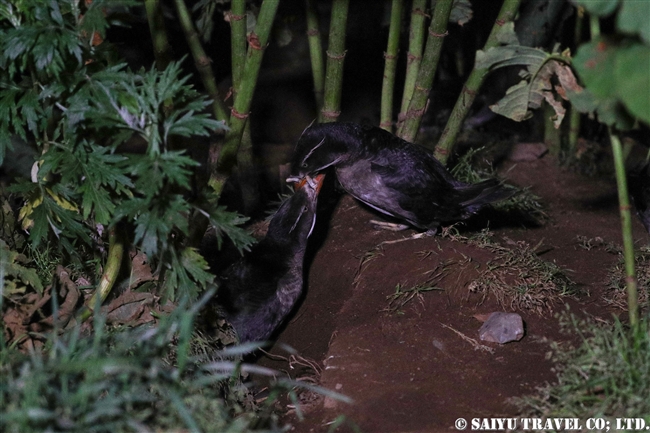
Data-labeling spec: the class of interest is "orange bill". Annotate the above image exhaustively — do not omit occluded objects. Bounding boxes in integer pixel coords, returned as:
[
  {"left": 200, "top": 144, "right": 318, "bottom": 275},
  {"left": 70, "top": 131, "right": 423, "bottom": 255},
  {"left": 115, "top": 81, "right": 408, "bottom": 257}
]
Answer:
[{"left": 294, "top": 173, "right": 326, "bottom": 193}]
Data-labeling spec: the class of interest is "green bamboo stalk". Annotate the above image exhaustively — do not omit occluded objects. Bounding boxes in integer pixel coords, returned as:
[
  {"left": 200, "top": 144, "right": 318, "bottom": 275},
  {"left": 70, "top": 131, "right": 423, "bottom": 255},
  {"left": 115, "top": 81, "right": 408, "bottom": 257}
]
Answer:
[
  {"left": 434, "top": 0, "right": 521, "bottom": 163},
  {"left": 320, "top": 0, "right": 350, "bottom": 123},
  {"left": 380, "top": 0, "right": 403, "bottom": 132},
  {"left": 306, "top": 0, "right": 325, "bottom": 111},
  {"left": 610, "top": 132, "right": 639, "bottom": 330},
  {"left": 214, "top": 0, "right": 280, "bottom": 178},
  {"left": 77, "top": 227, "right": 125, "bottom": 322},
  {"left": 230, "top": 0, "right": 247, "bottom": 91},
  {"left": 173, "top": 0, "right": 228, "bottom": 123},
  {"left": 229, "top": 1, "right": 259, "bottom": 212},
  {"left": 397, "top": 0, "right": 452, "bottom": 142},
  {"left": 399, "top": 0, "right": 427, "bottom": 118},
  {"left": 145, "top": 0, "right": 173, "bottom": 70}
]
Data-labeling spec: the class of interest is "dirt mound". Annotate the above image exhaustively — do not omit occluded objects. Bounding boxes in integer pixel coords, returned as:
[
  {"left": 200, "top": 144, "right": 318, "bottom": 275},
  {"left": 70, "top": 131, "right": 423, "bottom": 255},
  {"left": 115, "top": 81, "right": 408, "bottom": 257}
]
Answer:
[{"left": 258, "top": 156, "right": 644, "bottom": 432}]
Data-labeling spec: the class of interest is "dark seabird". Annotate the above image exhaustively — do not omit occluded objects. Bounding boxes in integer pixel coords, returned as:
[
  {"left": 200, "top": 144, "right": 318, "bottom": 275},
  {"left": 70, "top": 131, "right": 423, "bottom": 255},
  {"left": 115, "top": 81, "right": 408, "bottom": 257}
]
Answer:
[
  {"left": 212, "top": 174, "right": 324, "bottom": 343},
  {"left": 288, "top": 122, "right": 511, "bottom": 233}
]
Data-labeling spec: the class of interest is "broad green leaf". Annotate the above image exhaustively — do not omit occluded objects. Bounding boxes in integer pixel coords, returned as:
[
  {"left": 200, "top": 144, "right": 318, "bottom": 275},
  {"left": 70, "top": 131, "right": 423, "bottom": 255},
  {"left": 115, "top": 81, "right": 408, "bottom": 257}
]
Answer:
[
  {"left": 490, "top": 80, "right": 532, "bottom": 122},
  {"left": 475, "top": 45, "right": 546, "bottom": 71},
  {"left": 490, "top": 59, "right": 575, "bottom": 127},
  {"left": 573, "top": 38, "right": 618, "bottom": 99},
  {"left": 567, "top": 88, "right": 635, "bottom": 130},
  {"left": 617, "top": 0, "right": 650, "bottom": 43},
  {"left": 615, "top": 44, "right": 650, "bottom": 123}
]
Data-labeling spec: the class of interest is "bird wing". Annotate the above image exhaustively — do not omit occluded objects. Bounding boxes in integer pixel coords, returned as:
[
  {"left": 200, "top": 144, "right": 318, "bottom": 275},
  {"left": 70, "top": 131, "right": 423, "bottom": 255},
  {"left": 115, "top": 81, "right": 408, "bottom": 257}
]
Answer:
[{"left": 368, "top": 147, "right": 465, "bottom": 224}]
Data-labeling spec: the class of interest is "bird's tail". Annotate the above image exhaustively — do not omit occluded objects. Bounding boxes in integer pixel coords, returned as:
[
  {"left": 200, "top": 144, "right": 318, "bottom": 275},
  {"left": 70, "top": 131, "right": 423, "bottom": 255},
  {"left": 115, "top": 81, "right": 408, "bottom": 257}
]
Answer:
[{"left": 457, "top": 179, "right": 515, "bottom": 215}]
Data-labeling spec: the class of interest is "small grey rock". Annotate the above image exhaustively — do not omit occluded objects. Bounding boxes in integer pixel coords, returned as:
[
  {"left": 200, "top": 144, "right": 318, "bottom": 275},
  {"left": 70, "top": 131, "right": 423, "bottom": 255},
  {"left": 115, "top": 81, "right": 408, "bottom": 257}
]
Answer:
[{"left": 478, "top": 312, "right": 524, "bottom": 344}]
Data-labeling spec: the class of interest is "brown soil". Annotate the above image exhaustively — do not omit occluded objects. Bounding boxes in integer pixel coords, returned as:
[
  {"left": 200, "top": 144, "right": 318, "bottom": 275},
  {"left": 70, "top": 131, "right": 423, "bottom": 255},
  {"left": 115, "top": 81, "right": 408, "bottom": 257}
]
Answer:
[{"left": 257, "top": 155, "right": 647, "bottom": 432}]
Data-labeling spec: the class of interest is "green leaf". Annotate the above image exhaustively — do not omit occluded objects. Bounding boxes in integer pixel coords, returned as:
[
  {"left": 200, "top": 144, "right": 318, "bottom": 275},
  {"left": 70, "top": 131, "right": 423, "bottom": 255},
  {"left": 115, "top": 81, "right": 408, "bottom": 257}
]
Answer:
[
  {"left": 567, "top": 88, "right": 635, "bottom": 130},
  {"left": 576, "top": 0, "right": 619, "bottom": 17},
  {"left": 617, "top": 0, "right": 650, "bottom": 44},
  {"left": 574, "top": 38, "right": 650, "bottom": 125},
  {"left": 490, "top": 80, "right": 533, "bottom": 122},
  {"left": 615, "top": 44, "right": 650, "bottom": 123},
  {"left": 574, "top": 38, "right": 618, "bottom": 100},
  {"left": 475, "top": 45, "right": 547, "bottom": 71},
  {"left": 207, "top": 206, "right": 255, "bottom": 254},
  {"left": 181, "top": 247, "right": 214, "bottom": 289},
  {"left": 0, "top": 240, "right": 44, "bottom": 295}
]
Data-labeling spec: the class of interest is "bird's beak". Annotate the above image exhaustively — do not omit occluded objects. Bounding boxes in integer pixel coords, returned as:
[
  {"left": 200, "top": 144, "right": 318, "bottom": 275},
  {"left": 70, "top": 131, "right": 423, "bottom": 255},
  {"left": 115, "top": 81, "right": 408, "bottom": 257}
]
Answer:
[{"left": 293, "top": 173, "right": 325, "bottom": 193}]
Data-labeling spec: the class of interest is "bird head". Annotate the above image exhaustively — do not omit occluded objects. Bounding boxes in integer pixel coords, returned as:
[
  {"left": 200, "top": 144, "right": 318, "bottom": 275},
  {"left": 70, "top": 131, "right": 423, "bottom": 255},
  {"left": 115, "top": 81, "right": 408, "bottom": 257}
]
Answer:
[
  {"left": 267, "top": 173, "right": 325, "bottom": 245},
  {"left": 286, "top": 123, "right": 360, "bottom": 183}
]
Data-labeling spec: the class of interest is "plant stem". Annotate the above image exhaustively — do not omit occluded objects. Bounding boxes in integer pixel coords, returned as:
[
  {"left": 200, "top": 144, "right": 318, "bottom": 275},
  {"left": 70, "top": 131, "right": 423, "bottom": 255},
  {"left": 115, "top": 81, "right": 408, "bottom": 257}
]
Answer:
[
  {"left": 610, "top": 132, "right": 639, "bottom": 330},
  {"left": 397, "top": 0, "right": 452, "bottom": 142},
  {"left": 434, "top": 0, "right": 522, "bottom": 163},
  {"left": 320, "top": 0, "right": 350, "bottom": 123},
  {"left": 229, "top": 1, "right": 259, "bottom": 211},
  {"left": 144, "top": 0, "right": 173, "bottom": 70},
  {"left": 306, "top": 0, "right": 325, "bottom": 111},
  {"left": 230, "top": 0, "right": 247, "bottom": 90},
  {"left": 399, "top": 0, "right": 427, "bottom": 118},
  {"left": 78, "top": 227, "right": 125, "bottom": 321},
  {"left": 544, "top": 101, "right": 562, "bottom": 157},
  {"left": 236, "top": 123, "right": 259, "bottom": 213},
  {"left": 173, "top": 0, "right": 228, "bottom": 123},
  {"left": 214, "top": 0, "right": 280, "bottom": 179},
  {"left": 380, "top": 0, "right": 403, "bottom": 132}
]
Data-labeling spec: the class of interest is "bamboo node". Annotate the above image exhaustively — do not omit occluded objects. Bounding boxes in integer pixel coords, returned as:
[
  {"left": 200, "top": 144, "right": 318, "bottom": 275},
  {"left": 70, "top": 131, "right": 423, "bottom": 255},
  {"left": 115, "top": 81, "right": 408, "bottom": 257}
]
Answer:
[
  {"left": 224, "top": 87, "right": 233, "bottom": 101},
  {"left": 496, "top": 19, "right": 506, "bottom": 26},
  {"left": 412, "top": 8, "right": 430, "bottom": 18},
  {"left": 306, "top": 29, "right": 320, "bottom": 37},
  {"left": 620, "top": 204, "right": 632, "bottom": 211},
  {"left": 407, "top": 53, "right": 422, "bottom": 62},
  {"left": 224, "top": 11, "right": 245, "bottom": 22},
  {"left": 383, "top": 51, "right": 398, "bottom": 60},
  {"left": 435, "top": 147, "right": 450, "bottom": 156},
  {"left": 197, "top": 56, "right": 211, "bottom": 67},
  {"left": 231, "top": 107, "right": 249, "bottom": 120},
  {"left": 379, "top": 120, "right": 392, "bottom": 129},
  {"left": 400, "top": 98, "right": 430, "bottom": 121},
  {"left": 414, "top": 84, "right": 431, "bottom": 93},
  {"left": 463, "top": 86, "right": 478, "bottom": 96},
  {"left": 248, "top": 32, "right": 267, "bottom": 50},
  {"left": 428, "top": 29, "right": 449, "bottom": 38},
  {"left": 321, "top": 109, "right": 341, "bottom": 120},
  {"left": 326, "top": 50, "right": 348, "bottom": 60}
]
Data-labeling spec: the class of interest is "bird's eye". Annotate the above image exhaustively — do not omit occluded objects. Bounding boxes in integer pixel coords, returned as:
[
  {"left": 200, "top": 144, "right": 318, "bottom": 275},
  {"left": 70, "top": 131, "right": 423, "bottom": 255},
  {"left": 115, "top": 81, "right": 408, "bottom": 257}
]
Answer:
[
  {"left": 302, "top": 162, "right": 308, "bottom": 168},
  {"left": 302, "top": 206, "right": 308, "bottom": 212}
]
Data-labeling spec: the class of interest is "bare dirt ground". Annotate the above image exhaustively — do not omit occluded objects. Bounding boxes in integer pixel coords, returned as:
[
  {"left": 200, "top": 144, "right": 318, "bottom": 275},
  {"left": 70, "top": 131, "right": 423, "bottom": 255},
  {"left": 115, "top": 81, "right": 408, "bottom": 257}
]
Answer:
[{"left": 257, "top": 154, "right": 647, "bottom": 432}]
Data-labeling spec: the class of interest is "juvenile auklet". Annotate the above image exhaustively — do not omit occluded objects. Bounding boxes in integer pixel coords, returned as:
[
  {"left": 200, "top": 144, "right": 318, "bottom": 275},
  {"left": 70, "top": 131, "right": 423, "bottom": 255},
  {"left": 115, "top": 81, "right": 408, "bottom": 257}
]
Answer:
[
  {"left": 287, "top": 122, "right": 512, "bottom": 233},
  {"left": 212, "top": 174, "right": 324, "bottom": 343}
]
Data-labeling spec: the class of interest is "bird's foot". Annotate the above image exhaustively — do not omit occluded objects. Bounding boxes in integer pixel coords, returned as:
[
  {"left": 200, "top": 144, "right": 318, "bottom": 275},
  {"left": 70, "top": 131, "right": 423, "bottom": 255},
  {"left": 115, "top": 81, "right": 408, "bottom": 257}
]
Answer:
[{"left": 369, "top": 220, "right": 410, "bottom": 232}]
